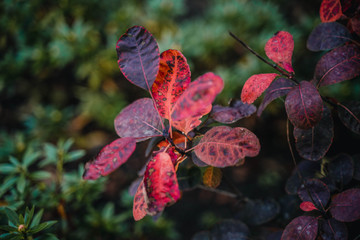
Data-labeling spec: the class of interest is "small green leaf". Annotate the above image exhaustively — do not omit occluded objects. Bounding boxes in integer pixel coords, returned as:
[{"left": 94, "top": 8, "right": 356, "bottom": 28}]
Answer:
[
  {"left": 37, "top": 233, "right": 60, "bottom": 240},
  {"left": 4, "top": 208, "right": 19, "bottom": 225},
  {"left": 16, "top": 176, "right": 26, "bottom": 194},
  {"left": 29, "top": 221, "right": 56, "bottom": 234},
  {"left": 23, "top": 148, "right": 40, "bottom": 168},
  {"left": 30, "top": 209, "right": 43, "bottom": 228},
  {"left": 18, "top": 214, "right": 24, "bottom": 224},
  {"left": 0, "top": 177, "right": 17, "bottom": 196},
  {"left": 42, "top": 143, "right": 58, "bottom": 166},
  {"left": 30, "top": 171, "right": 52, "bottom": 180},
  {"left": 0, "top": 225, "right": 17, "bottom": 232},
  {"left": 65, "top": 150, "right": 85, "bottom": 163},
  {"left": 63, "top": 138, "right": 74, "bottom": 152},
  {"left": 0, "top": 164, "right": 16, "bottom": 174},
  {"left": 0, "top": 233, "right": 15, "bottom": 240},
  {"left": 8, "top": 156, "right": 20, "bottom": 166},
  {"left": 102, "top": 203, "right": 114, "bottom": 219},
  {"left": 24, "top": 206, "right": 35, "bottom": 227}
]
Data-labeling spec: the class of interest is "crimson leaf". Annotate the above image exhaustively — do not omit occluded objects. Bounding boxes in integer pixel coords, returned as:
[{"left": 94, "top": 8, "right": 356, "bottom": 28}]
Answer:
[
  {"left": 320, "top": 0, "right": 342, "bottom": 22},
  {"left": 241, "top": 73, "right": 279, "bottom": 104}
]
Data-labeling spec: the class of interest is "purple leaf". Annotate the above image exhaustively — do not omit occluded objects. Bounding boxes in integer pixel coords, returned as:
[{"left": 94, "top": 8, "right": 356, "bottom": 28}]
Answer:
[
  {"left": 211, "top": 219, "right": 249, "bottom": 240},
  {"left": 211, "top": 100, "right": 256, "bottom": 124},
  {"left": 328, "top": 153, "right": 354, "bottom": 187},
  {"left": 294, "top": 105, "right": 333, "bottom": 161},
  {"left": 353, "top": 154, "right": 360, "bottom": 181},
  {"left": 297, "top": 179, "right": 330, "bottom": 210},
  {"left": 83, "top": 138, "right": 136, "bottom": 180},
  {"left": 307, "top": 22, "right": 353, "bottom": 51},
  {"left": 285, "top": 81, "right": 323, "bottom": 129},
  {"left": 116, "top": 26, "right": 160, "bottom": 91},
  {"left": 337, "top": 101, "right": 360, "bottom": 135},
  {"left": 281, "top": 216, "right": 318, "bottom": 240},
  {"left": 114, "top": 98, "right": 163, "bottom": 142},
  {"left": 314, "top": 44, "right": 360, "bottom": 87},
  {"left": 320, "top": 218, "right": 348, "bottom": 240},
  {"left": 330, "top": 188, "right": 360, "bottom": 222},
  {"left": 257, "top": 78, "right": 296, "bottom": 116}
]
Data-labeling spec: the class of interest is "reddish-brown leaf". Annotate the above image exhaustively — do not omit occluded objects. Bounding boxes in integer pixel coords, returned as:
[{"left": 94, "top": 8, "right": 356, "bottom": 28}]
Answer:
[
  {"left": 300, "top": 201, "right": 318, "bottom": 212},
  {"left": 314, "top": 44, "right": 360, "bottom": 87},
  {"left": 330, "top": 188, "right": 360, "bottom": 222},
  {"left": 133, "top": 180, "right": 148, "bottom": 221},
  {"left": 116, "top": 26, "right": 160, "bottom": 91},
  {"left": 114, "top": 98, "right": 163, "bottom": 142},
  {"left": 144, "top": 152, "right": 180, "bottom": 215},
  {"left": 171, "top": 72, "right": 224, "bottom": 122},
  {"left": 83, "top": 138, "right": 136, "bottom": 180},
  {"left": 285, "top": 81, "right": 323, "bottom": 129},
  {"left": 151, "top": 49, "right": 191, "bottom": 120},
  {"left": 211, "top": 100, "right": 256, "bottom": 124},
  {"left": 264, "top": 31, "right": 294, "bottom": 73},
  {"left": 241, "top": 73, "right": 279, "bottom": 104},
  {"left": 194, "top": 126, "right": 260, "bottom": 168},
  {"left": 281, "top": 216, "right": 318, "bottom": 240},
  {"left": 320, "top": 0, "right": 342, "bottom": 23},
  {"left": 203, "top": 166, "right": 222, "bottom": 188}
]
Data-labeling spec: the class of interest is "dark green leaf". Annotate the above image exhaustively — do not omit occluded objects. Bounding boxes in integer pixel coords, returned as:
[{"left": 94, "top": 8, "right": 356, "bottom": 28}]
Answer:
[
  {"left": 23, "top": 148, "right": 40, "bottom": 168},
  {"left": 16, "top": 176, "right": 26, "bottom": 194},
  {"left": 0, "top": 164, "right": 16, "bottom": 174},
  {"left": 65, "top": 150, "right": 85, "bottom": 163},
  {"left": 24, "top": 206, "right": 35, "bottom": 227},
  {"left": 30, "top": 209, "right": 43, "bottom": 228},
  {"left": 4, "top": 208, "right": 19, "bottom": 225},
  {"left": 30, "top": 171, "right": 52, "bottom": 180},
  {"left": 29, "top": 221, "right": 56, "bottom": 234},
  {"left": 0, "top": 225, "right": 17, "bottom": 232}
]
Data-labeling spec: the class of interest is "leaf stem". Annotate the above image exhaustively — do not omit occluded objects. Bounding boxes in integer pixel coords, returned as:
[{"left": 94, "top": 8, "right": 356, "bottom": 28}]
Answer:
[{"left": 229, "top": 32, "right": 299, "bottom": 84}]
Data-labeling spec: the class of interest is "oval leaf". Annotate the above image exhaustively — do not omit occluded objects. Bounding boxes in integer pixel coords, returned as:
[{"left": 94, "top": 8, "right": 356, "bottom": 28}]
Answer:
[
  {"left": 114, "top": 98, "right": 163, "bottom": 142},
  {"left": 257, "top": 78, "right": 296, "bottom": 116},
  {"left": 203, "top": 166, "right": 222, "bottom": 188},
  {"left": 133, "top": 180, "right": 148, "bottom": 221},
  {"left": 337, "top": 101, "right": 360, "bottom": 135},
  {"left": 298, "top": 179, "right": 330, "bottom": 210},
  {"left": 281, "top": 216, "right": 318, "bottom": 240},
  {"left": 211, "top": 219, "right": 250, "bottom": 240},
  {"left": 300, "top": 201, "right": 318, "bottom": 212},
  {"left": 328, "top": 153, "right": 354, "bottom": 187},
  {"left": 171, "top": 72, "right": 224, "bottom": 122},
  {"left": 144, "top": 152, "right": 180, "bottom": 215},
  {"left": 83, "top": 138, "right": 136, "bottom": 180},
  {"left": 211, "top": 100, "right": 256, "bottom": 124},
  {"left": 285, "top": 81, "right": 323, "bottom": 129},
  {"left": 294, "top": 105, "right": 334, "bottom": 161},
  {"left": 236, "top": 199, "right": 280, "bottom": 226},
  {"left": 330, "top": 188, "right": 360, "bottom": 222},
  {"left": 194, "top": 126, "right": 260, "bottom": 168},
  {"left": 307, "top": 22, "right": 353, "bottom": 51},
  {"left": 320, "top": 218, "right": 348, "bottom": 240},
  {"left": 314, "top": 44, "right": 360, "bottom": 87},
  {"left": 116, "top": 26, "right": 160, "bottom": 91},
  {"left": 241, "top": 73, "right": 279, "bottom": 104},
  {"left": 264, "top": 31, "right": 294, "bottom": 73},
  {"left": 151, "top": 49, "right": 191, "bottom": 120},
  {"left": 320, "top": 0, "right": 342, "bottom": 23}
]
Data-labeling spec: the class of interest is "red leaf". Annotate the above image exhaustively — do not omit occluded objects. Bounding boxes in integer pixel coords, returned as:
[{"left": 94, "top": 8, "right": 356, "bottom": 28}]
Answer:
[
  {"left": 116, "top": 26, "right": 160, "bottom": 91},
  {"left": 171, "top": 72, "right": 224, "bottom": 122},
  {"left": 241, "top": 73, "right": 279, "bottom": 104},
  {"left": 83, "top": 138, "right": 136, "bottom": 180},
  {"left": 285, "top": 81, "right": 323, "bottom": 129},
  {"left": 144, "top": 152, "right": 180, "bottom": 215},
  {"left": 133, "top": 180, "right": 148, "bottom": 221},
  {"left": 330, "top": 188, "right": 360, "bottom": 222},
  {"left": 264, "top": 31, "right": 294, "bottom": 73},
  {"left": 151, "top": 49, "right": 191, "bottom": 121},
  {"left": 294, "top": 105, "right": 334, "bottom": 161},
  {"left": 257, "top": 78, "right": 296, "bottom": 116},
  {"left": 114, "top": 98, "right": 163, "bottom": 142},
  {"left": 281, "top": 216, "right": 318, "bottom": 240},
  {"left": 314, "top": 44, "right": 360, "bottom": 87},
  {"left": 300, "top": 201, "right": 318, "bottom": 212},
  {"left": 320, "top": 0, "right": 342, "bottom": 23},
  {"left": 194, "top": 126, "right": 260, "bottom": 168}
]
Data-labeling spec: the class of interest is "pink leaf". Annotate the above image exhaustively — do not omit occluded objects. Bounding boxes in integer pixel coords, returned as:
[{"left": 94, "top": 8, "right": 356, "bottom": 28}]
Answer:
[
  {"left": 83, "top": 138, "right": 136, "bottom": 180},
  {"left": 300, "top": 201, "right": 318, "bottom": 212},
  {"left": 241, "top": 73, "right": 279, "bottom": 104},
  {"left": 265, "top": 31, "right": 294, "bottom": 73},
  {"left": 133, "top": 180, "right": 148, "bottom": 221}
]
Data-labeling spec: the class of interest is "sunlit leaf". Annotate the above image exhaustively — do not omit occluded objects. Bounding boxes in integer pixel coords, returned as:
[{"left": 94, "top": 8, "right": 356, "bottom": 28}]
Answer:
[
  {"left": 83, "top": 138, "right": 136, "bottom": 180},
  {"left": 203, "top": 166, "right": 222, "bottom": 188},
  {"left": 328, "top": 153, "right": 354, "bottom": 187},
  {"left": 330, "top": 188, "right": 360, "bottom": 222},
  {"left": 314, "top": 44, "right": 360, "bottom": 87},
  {"left": 264, "top": 31, "right": 294, "bottom": 73},
  {"left": 171, "top": 72, "right": 224, "bottom": 122},
  {"left": 211, "top": 100, "right": 256, "bottom": 124},
  {"left": 133, "top": 180, "right": 147, "bottom": 221},
  {"left": 116, "top": 26, "right": 159, "bottom": 91},
  {"left": 294, "top": 105, "right": 333, "bottom": 161},
  {"left": 307, "top": 22, "right": 353, "bottom": 51},
  {"left": 144, "top": 152, "right": 180, "bottom": 215},
  {"left": 281, "top": 216, "right": 318, "bottom": 240},
  {"left": 194, "top": 126, "right": 260, "bottom": 168},
  {"left": 114, "top": 98, "right": 163, "bottom": 142},
  {"left": 300, "top": 201, "right": 318, "bottom": 212},
  {"left": 151, "top": 49, "right": 191, "bottom": 120},
  {"left": 320, "top": 218, "right": 348, "bottom": 240},
  {"left": 320, "top": 0, "right": 342, "bottom": 22},
  {"left": 241, "top": 73, "right": 279, "bottom": 104},
  {"left": 337, "top": 101, "right": 360, "bottom": 135},
  {"left": 257, "top": 78, "right": 296, "bottom": 116},
  {"left": 298, "top": 179, "right": 330, "bottom": 210},
  {"left": 285, "top": 81, "right": 323, "bottom": 129}
]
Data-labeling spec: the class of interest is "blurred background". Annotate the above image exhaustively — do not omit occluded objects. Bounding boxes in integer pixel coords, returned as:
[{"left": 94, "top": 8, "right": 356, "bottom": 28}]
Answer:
[{"left": 1, "top": 0, "right": 359, "bottom": 239}]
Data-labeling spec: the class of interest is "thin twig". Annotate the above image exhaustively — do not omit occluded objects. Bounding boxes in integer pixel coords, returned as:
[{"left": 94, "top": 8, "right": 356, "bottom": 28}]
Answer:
[{"left": 197, "top": 185, "right": 238, "bottom": 199}]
